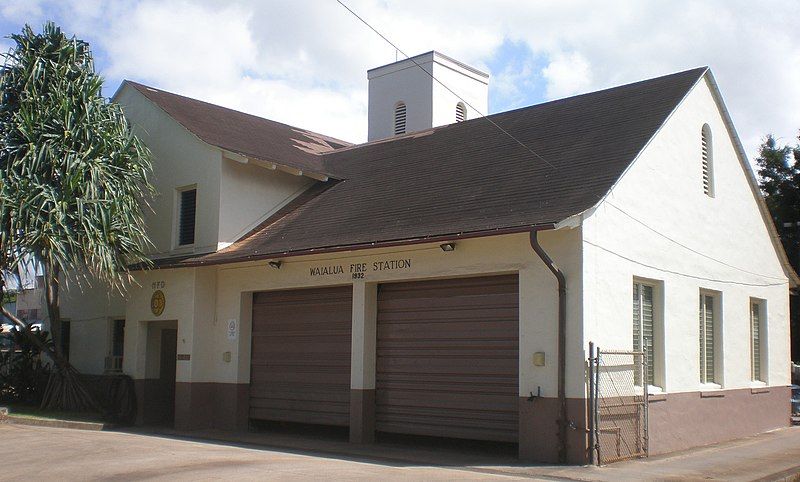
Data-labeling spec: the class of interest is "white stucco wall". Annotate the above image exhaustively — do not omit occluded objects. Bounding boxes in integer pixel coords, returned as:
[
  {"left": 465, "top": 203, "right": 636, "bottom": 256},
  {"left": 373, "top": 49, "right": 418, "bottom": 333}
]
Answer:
[
  {"left": 582, "top": 74, "right": 791, "bottom": 393},
  {"left": 115, "top": 85, "right": 223, "bottom": 257},
  {"left": 68, "top": 318, "right": 111, "bottom": 375},
  {"left": 218, "top": 158, "right": 313, "bottom": 246},
  {"left": 430, "top": 58, "right": 488, "bottom": 127},
  {"left": 123, "top": 268, "right": 196, "bottom": 381},
  {"left": 59, "top": 276, "right": 126, "bottom": 375}
]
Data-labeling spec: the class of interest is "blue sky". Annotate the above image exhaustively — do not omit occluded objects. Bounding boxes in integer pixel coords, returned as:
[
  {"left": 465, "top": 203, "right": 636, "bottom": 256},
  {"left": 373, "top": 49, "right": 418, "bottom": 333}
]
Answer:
[{"left": 1, "top": 0, "right": 799, "bottom": 153}]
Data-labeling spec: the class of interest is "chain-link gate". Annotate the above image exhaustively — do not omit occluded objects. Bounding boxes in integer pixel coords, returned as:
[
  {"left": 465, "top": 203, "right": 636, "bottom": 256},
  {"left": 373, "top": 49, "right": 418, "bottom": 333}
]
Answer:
[{"left": 588, "top": 344, "right": 649, "bottom": 465}]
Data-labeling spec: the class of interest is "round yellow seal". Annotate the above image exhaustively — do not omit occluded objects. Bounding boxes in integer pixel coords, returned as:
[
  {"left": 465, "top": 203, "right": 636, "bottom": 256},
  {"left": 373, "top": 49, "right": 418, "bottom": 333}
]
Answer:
[{"left": 151, "top": 290, "right": 165, "bottom": 316}]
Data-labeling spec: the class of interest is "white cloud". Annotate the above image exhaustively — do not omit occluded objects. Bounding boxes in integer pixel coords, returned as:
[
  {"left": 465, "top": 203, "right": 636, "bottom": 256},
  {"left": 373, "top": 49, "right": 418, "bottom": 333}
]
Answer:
[
  {"left": 541, "top": 52, "right": 592, "bottom": 99},
  {"left": 3, "top": 0, "right": 799, "bottom": 153},
  {"left": 0, "top": 0, "right": 45, "bottom": 23}
]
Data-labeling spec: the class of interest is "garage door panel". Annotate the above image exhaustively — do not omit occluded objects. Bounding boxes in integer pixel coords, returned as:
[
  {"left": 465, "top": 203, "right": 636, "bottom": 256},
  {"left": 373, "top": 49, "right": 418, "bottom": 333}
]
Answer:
[
  {"left": 378, "top": 319, "right": 518, "bottom": 336},
  {"left": 376, "top": 421, "right": 517, "bottom": 443},
  {"left": 376, "top": 275, "right": 519, "bottom": 443},
  {"left": 376, "top": 357, "right": 517, "bottom": 375},
  {"left": 251, "top": 338, "right": 352, "bottom": 355},
  {"left": 250, "top": 286, "right": 352, "bottom": 427},
  {"left": 381, "top": 277, "right": 518, "bottom": 297},
  {"left": 250, "top": 370, "right": 350, "bottom": 385},
  {"left": 250, "top": 407, "right": 349, "bottom": 426},
  {"left": 249, "top": 386, "right": 350, "bottom": 404},
  {"left": 377, "top": 391, "right": 518, "bottom": 412},
  {"left": 379, "top": 296, "right": 517, "bottom": 310}
]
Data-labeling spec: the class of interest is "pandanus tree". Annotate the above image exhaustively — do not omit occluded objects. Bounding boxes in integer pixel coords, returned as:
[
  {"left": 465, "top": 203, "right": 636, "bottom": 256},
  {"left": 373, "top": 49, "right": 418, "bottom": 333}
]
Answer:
[{"left": 0, "top": 23, "right": 154, "bottom": 411}]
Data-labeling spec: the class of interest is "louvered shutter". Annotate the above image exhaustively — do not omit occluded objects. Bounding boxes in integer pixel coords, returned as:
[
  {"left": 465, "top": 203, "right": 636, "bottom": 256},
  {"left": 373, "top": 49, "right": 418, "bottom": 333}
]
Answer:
[
  {"left": 633, "top": 282, "right": 655, "bottom": 386},
  {"left": 699, "top": 294, "right": 715, "bottom": 384},
  {"left": 751, "top": 302, "right": 762, "bottom": 381},
  {"left": 179, "top": 189, "right": 196, "bottom": 246}
]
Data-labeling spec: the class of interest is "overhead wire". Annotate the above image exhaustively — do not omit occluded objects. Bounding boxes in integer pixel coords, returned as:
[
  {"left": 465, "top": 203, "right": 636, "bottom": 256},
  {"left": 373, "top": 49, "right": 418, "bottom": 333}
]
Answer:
[
  {"left": 584, "top": 239, "right": 787, "bottom": 287},
  {"left": 334, "top": 0, "right": 789, "bottom": 288},
  {"left": 605, "top": 201, "right": 787, "bottom": 281},
  {"left": 334, "top": 0, "right": 556, "bottom": 170}
]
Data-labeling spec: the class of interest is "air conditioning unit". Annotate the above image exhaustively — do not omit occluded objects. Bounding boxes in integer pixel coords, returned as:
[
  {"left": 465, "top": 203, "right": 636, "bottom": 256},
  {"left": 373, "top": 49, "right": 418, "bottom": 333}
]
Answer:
[{"left": 104, "top": 355, "right": 123, "bottom": 374}]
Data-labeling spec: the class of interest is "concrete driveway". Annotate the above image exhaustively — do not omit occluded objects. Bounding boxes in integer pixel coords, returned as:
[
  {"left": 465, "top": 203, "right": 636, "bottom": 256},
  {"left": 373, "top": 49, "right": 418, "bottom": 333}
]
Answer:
[
  {"left": 2, "top": 423, "right": 800, "bottom": 481},
  {"left": 0, "top": 424, "right": 520, "bottom": 481}
]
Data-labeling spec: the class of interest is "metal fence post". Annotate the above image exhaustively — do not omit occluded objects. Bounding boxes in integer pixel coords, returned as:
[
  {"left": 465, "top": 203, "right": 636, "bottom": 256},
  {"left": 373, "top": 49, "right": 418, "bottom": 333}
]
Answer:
[
  {"left": 643, "top": 346, "right": 649, "bottom": 457},
  {"left": 588, "top": 342, "right": 595, "bottom": 465},
  {"left": 594, "top": 346, "right": 601, "bottom": 465}
]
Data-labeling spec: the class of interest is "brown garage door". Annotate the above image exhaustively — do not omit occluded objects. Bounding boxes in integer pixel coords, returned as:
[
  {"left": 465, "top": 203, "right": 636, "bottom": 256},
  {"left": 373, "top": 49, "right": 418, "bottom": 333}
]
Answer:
[
  {"left": 250, "top": 286, "right": 352, "bottom": 426},
  {"left": 376, "top": 275, "right": 519, "bottom": 442}
]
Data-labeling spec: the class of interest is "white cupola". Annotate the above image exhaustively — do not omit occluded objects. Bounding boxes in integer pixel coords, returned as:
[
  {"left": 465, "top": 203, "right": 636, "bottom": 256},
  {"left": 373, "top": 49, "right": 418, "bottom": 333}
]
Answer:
[{"left": 367, "top": 51, "right": 489, "bottom": 141}]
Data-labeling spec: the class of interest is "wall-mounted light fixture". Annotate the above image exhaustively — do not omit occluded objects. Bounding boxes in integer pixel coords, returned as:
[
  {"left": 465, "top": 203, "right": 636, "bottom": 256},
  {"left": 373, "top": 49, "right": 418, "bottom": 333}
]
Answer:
[
  {"left": 268, "top": 260, "right": 282, "bottom": 269},
  {"left": 440, "top": 242, "right": 456, "bottom": 252}
]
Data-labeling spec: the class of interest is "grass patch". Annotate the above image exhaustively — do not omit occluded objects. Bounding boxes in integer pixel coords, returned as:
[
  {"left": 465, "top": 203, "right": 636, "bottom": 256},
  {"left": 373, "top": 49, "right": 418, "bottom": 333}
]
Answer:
[{"left": 3, "top": 403, "right": 105, "bottom": 423}]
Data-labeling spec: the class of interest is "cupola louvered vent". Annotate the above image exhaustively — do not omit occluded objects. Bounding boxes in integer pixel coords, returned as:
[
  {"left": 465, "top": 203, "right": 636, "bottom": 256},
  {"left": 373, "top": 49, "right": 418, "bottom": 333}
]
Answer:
[
  {"left": 456, "top": 102, "right": 466, "bottom": 122},
  {"left": 394, "top": 102, "right": 407, "bottom": 136}
]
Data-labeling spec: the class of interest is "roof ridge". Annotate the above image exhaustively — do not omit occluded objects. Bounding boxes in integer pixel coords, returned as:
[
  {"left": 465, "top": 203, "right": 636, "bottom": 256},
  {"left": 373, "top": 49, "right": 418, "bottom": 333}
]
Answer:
[{"left": 324, "top": 66, "right": 708, "bottom": 155}]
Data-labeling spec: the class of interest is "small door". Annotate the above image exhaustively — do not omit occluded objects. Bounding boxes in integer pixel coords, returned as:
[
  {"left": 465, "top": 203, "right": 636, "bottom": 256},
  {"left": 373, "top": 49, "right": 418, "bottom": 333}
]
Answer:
[{"left": 159, "top": 328, "right": 178, "bottom": 423}]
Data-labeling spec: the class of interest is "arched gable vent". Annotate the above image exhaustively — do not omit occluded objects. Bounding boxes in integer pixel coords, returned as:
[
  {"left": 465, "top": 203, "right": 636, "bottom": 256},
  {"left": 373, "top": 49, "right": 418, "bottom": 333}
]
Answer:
[
  {"left": 394, "top": 102, "right": 407, "bottom": 136},
  {"left": 701, "top": 124, "right": 714, "bottom": 197},
  {"left": 456, "top": 102, "right": 467, "bottom": 122}
]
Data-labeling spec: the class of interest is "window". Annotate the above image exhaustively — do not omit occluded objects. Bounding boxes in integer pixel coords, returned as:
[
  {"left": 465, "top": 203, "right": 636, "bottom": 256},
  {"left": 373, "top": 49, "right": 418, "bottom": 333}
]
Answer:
[
  {"left": 111, "top": 319, "right": 125, "bottom": 358},
  {"left": 633, "top": 282, "right": 656, "bottom": 386},
  {"left": 699, "top": 292, "right": 717, "bottom": 384},
  {"left": 394, "top": 102, "right": 407, "bottom": 136},
  {"left": 701, "top": 124, "right": 714, "bottom": 197},
  {"left": 105, "top": 319, "right": 125, "bottom": 373},
  {"left": 750, "top": 300, "right": 764, "bottom": 382},
  {"left": 178, "top": 188, "right": 197, "bottom": 246},
  {"left": 456, "top": 102, "right": 467, "bottom": 122}
]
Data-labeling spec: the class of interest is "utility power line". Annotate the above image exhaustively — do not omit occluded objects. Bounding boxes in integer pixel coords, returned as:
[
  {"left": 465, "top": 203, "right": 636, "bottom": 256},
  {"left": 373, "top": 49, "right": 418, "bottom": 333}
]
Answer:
[
  {"left": 335, "top": 0, "right": 790, "bottom": 286},
  {"left": 335, "top": 0, "right": 556, "bottom": 170}
]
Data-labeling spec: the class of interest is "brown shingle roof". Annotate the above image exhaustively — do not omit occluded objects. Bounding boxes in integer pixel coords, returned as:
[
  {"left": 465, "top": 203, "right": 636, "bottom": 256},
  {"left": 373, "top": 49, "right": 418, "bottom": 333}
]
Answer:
[
  {"left": 124, "top": 81, "right": 351, "bottom": 178},
  {"left": 182, "top": 67, "right": 707, "bottom": 266}
]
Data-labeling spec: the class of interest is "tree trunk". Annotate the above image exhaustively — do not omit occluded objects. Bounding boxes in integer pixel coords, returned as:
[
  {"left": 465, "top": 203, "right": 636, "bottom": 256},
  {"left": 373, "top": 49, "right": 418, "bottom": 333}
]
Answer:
[
  {"left": 45, "top": 266, "right": 64, "bottom": 358},
  {"left": 38, "top": 265, "right": 101, "bottom": 413}
]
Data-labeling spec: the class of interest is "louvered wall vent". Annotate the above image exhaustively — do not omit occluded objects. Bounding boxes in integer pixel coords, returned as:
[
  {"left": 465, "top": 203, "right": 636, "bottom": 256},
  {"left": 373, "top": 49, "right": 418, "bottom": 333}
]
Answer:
[
  {"left": 456, "top": 102, "right": 466, "bottom": 122},
  {"left": 394, "top": 102, "right": 407, "bottom": 136},
  {"left": 701, "top": 124, "right": 713, "bottom": 197}
]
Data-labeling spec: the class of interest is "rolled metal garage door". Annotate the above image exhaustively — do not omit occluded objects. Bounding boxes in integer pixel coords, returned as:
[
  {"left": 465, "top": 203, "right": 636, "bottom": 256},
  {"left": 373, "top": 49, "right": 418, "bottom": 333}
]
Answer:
[
  {"left": 250, "top": 286, "right": 352, "bottom": 426},
  {"left": 376, "top": 275, "right": 519, "bottom": 442}
]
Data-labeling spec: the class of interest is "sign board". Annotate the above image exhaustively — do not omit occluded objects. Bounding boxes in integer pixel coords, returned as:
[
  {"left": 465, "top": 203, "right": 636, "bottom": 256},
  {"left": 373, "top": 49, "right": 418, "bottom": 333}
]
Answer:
[
  {"left": 227, "top": 319, "right": 238, "bottom": 341},
  {"left": 309, "top": 258, "right": 412, "bottom": 280},
  {"left": 150, "top": 290, "right": 165, "bottom": 316}
]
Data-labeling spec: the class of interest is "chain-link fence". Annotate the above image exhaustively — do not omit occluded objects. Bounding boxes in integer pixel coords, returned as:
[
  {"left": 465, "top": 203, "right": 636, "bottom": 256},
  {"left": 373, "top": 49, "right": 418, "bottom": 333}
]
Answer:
[{"left": 588, "top": 345, "right": 648, "bottom": 465}]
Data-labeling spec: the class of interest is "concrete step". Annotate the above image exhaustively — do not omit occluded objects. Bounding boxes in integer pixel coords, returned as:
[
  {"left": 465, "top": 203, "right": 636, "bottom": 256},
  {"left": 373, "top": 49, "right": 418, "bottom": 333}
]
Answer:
[{"left": 4, "top": 414, "right": 108, "bottom": 431}]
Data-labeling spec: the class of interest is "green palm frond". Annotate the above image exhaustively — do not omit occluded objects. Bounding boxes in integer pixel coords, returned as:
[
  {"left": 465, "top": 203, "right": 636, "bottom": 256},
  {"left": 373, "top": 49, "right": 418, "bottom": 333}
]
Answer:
[{"left": 0, "top": 22, "right": 154, "bottom": 290}]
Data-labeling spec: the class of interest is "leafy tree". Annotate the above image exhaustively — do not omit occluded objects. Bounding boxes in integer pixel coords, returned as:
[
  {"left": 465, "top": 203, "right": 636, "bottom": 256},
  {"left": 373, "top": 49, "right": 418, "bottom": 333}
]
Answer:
[
  {"left": 0, "top": 23, "right": 154, "bottom": 410},
  {"left": 756, "top": 134, "right": 800, "bottom": 249},
  {"left": 756, "top": 133, "right": 800, "bottom": 362}
]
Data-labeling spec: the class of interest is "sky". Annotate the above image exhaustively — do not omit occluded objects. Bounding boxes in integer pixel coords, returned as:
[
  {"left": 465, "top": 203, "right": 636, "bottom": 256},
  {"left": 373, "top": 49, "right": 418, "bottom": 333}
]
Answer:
[{"left": 0, "top": 0, "right": 799, "bottom": 158}]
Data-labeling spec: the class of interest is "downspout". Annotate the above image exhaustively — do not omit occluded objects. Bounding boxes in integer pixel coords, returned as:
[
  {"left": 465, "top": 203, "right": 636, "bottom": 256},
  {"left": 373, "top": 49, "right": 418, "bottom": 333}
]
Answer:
[{"left": 529, "top": 226, "right": 568, "bottom": 463}]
